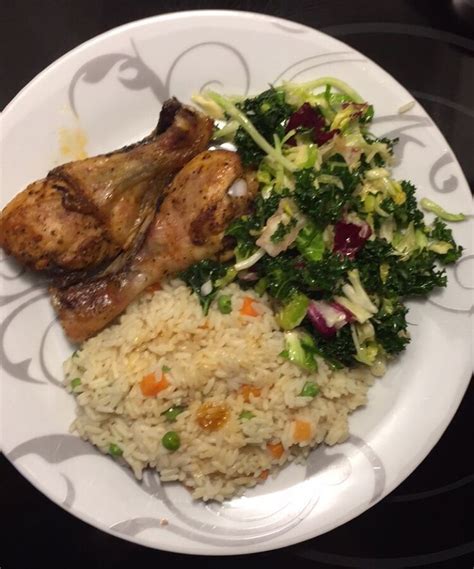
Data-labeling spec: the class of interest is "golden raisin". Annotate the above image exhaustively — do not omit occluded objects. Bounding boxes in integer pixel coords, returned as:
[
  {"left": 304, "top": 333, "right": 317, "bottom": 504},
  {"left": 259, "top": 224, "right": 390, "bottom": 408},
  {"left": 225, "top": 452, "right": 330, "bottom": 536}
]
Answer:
[{"left": 196, "top": 402, "right": 230, "bottom": 432}]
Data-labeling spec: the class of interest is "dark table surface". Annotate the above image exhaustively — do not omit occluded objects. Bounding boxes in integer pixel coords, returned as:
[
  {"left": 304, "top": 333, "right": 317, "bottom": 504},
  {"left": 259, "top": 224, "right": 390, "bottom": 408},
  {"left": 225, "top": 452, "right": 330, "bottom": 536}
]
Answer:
[{"left": 1, "top": 1, "right": 473, "bottom": 568}]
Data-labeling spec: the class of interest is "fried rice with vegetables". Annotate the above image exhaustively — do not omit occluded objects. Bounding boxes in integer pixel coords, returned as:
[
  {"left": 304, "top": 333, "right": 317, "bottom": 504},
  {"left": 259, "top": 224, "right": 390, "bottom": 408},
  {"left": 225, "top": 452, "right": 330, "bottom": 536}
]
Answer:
[{"left": 65, "top": 281, "right": 373, "bottom": 501}]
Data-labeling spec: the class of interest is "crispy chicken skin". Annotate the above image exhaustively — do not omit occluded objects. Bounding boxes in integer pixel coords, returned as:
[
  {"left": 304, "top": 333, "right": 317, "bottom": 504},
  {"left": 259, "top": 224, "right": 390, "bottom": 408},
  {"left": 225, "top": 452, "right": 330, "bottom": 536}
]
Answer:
[
  {"left": 51, "top": 150, "right": 258, "bottom": 342},
  {"left": 0, "top": 99, "right": 213, "bottom": 276}
]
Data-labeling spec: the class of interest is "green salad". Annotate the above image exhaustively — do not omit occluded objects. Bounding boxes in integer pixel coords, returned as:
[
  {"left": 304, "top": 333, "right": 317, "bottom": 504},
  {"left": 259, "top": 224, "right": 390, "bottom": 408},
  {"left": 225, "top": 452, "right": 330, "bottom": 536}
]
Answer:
[{"left": 182, "top": 77, "right": 464, "bottom": 374}]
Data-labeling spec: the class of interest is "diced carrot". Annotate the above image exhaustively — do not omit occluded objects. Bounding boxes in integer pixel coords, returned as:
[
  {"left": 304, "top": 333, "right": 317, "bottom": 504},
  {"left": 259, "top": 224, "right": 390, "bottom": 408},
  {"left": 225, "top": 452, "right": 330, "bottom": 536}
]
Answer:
[
  {"left": 240, "top": 384, "right": 262, "bottom": 402},
  {"left": 293, "top": 420, "right": 312, "bottom": 443},
  {"left": 140, "top": 372, "right": 169, "bottom": 397},
  {"left": 258, "top": 469, "right": 269, "bottom": 481},
  {"left": 267, "top": 441, "right": 284, "bottom": 460},
  {"left": 240, "top": 296, "right": 259, "bottom": 317},
  {"left": 146, "top": 282, "right": 162, "bottom": 293}
]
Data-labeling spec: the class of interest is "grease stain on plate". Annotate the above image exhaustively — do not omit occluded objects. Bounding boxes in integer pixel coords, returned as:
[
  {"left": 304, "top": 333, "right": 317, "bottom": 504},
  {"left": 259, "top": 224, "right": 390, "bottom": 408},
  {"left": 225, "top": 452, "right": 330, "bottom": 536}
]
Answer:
[{"left": 58, "top": 126, "right": 88, "bottom": 160}]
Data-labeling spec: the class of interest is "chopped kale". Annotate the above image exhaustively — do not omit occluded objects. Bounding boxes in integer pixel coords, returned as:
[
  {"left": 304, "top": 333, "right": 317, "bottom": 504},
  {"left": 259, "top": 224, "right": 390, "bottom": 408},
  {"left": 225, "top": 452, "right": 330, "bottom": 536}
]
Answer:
[
  {"left": 234, "top": 87, "right": 294, "bottom": 166},
  {"left": 179, "top": 260, "right": 229, "bottom": 315},
  {"left": 373, "top": 301, "right": 410, "bottom": 356},
  {"left": 306, "top": 324, "right": 356, "bottom": 368},
  {"left": 294, "top": 161, "right": 358, "bottom": 226},
  {"left": 429, "top": 218, "right": 463, "bottom": 264},
  {"left": 380, "top": 181, "right": 424, "bottom": 228},
  {"left": 355, "top": 238, "right": 448, "bottom": 297}
]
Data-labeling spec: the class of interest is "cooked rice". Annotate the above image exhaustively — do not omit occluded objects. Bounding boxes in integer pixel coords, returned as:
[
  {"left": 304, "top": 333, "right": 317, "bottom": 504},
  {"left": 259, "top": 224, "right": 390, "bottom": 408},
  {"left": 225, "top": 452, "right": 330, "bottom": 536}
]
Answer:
[{"left": 64, "top": 280, "right": 375, "bottom": 501}]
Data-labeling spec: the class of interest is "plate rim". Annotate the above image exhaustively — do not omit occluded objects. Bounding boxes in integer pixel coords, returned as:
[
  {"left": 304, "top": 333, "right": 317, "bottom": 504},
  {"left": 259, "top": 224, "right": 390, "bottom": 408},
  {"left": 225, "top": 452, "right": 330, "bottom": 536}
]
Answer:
[{"left": 1, "top": 9, "right": 472, "bottom": 556}]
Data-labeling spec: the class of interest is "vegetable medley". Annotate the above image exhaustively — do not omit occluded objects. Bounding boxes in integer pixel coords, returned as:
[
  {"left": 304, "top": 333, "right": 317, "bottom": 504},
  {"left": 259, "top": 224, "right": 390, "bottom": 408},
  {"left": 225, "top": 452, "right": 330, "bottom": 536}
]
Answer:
[{"left": 183, "top": 77, "right": 464, "bottom": 374}]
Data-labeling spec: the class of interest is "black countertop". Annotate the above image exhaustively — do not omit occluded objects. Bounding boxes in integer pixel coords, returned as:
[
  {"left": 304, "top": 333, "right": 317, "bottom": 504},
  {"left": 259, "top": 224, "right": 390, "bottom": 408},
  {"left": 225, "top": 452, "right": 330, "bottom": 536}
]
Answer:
[{"left": 1, "top": 1, "right": 473, "bottom": 568}]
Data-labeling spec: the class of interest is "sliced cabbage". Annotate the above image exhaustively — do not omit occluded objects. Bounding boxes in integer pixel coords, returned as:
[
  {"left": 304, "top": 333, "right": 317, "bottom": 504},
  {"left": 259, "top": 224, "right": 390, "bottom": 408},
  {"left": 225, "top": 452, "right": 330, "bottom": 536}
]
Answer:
[
  {"left": 256, "top": 198, "right": 307, "bottom": 257},
  {"left": 334, "top": 269, "right": 378, "bottom": 323}
]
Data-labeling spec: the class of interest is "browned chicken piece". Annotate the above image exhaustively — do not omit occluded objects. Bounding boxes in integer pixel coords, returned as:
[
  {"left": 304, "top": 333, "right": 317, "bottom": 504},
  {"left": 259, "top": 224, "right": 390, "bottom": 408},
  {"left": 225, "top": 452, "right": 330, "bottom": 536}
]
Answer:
[
  {"left": 51, "top": 150, "right": 258, "bottom": 342},
  {"left": 0, "top": 99, "right": 213, "bottom": 279}
]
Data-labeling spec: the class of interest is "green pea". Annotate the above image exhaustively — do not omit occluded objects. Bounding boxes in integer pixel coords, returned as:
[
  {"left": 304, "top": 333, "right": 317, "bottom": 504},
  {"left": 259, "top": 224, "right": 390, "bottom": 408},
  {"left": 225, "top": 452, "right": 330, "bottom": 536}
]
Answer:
[
  {"left": 299, "top": 381, "right": 320, "bottom": 398},
  {"left": 108, "top": 443, "right": 123, "bottom": 457},
  {"left": 162, "top": 431, "right": 181, "bottom": 451},
  {"left": 162, "top": 365, "right": 171, "bottom": 372},
  {"left": 163, "top": 406, "right": 185, "bottom": 422},
  {"left": 217, "top": 295, "right": 232, "bottom": 314},
  {"left": 239, "top": 410, "right": 255, "bottom": 421},
  {"left": 70, "top": 377, "right": 82, "bottom": 390}
]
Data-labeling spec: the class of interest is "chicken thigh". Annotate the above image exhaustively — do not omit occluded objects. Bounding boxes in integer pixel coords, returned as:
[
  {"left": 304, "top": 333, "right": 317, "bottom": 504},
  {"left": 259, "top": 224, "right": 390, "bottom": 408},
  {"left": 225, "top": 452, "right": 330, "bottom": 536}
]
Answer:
[{"left": 51, "top": 150, "right": 258, "bottom": 342}]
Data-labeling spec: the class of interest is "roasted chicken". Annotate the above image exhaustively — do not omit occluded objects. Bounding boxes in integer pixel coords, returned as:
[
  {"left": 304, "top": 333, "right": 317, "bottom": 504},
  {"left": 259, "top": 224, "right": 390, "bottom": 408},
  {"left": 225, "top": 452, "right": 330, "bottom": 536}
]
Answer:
[
  {"left": 0, "top": 99, "right": 213, "bottom": 280},
  {"left": 51, "top": 150, "right": 258, "bottom": 342}
]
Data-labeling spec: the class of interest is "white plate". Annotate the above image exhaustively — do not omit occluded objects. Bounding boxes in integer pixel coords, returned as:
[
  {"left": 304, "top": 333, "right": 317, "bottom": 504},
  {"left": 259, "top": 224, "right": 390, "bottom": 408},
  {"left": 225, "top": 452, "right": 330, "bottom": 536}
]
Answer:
[{"left": 1, "top": 10, "right": 472, "bottom": 555}]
